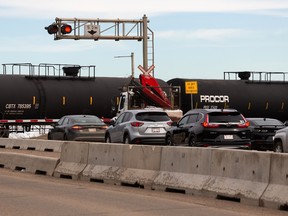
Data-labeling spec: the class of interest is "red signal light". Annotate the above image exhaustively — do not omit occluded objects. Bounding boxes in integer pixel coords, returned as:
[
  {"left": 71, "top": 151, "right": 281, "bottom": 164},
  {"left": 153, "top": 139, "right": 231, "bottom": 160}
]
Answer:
[
  {"left": 61, "top": 24, "right": 72, "bottom": 34},
  {"left": 45, "top": 24, "right": 58, "bottom": 34}
]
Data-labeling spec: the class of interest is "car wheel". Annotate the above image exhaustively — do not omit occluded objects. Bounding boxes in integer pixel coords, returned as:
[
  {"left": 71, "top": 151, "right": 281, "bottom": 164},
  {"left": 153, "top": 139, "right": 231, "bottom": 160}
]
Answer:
[
  {"left": 188, "top": 135, "right": 197, "bottom": 147},
  {"left": 105, "top": 134, "right": 111, "bottom": 143},
  {"left": 63, "top": 134, "right": 68, "bottom": 141},
  {"left": 123, "top": 134, "right": 131, "bottom": 144},
  {"left": 165, "top": 133, "right": 174, "bottom": 146},
  {"left": 47, "top": 133, "right": 52, "bottom": 140},
  {"left": 250, "top": 142, "right": 260, "bottom": 151},
  {"left": 274, "top": 141, "right": 284, "bottom": 153}
]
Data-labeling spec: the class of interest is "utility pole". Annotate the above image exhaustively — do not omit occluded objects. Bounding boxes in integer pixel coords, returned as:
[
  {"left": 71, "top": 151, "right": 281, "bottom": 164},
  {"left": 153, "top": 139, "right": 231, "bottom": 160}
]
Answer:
[{"left": 114, "top": 52, "right": 135, "bottom": 78}]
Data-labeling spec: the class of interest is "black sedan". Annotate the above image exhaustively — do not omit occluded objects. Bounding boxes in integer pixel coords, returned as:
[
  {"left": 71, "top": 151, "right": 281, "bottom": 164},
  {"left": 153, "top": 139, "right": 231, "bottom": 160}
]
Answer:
[
  {"left": 247, "top": 118, "right": 285, "bottom": 151},
  {"left": 48, "top": 115, "right": 108, "bottom": 142}
]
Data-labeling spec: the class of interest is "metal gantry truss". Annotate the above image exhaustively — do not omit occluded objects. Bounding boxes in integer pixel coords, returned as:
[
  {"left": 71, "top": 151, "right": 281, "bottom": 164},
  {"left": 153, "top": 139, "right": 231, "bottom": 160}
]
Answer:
[{"left": 50, "top": 15, "right": 154, "bottom": 73}]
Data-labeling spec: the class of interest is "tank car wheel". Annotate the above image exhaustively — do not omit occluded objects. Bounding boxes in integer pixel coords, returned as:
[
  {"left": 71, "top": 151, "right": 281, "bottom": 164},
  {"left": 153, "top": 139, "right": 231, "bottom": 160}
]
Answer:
[
  {"left": 274, "top": 141, "right": 284, "bottom": 153},
  {"left": 105, "top": 134, "right": 111, "bottom": 143},
  {"left": 188, "top": 135, "right": 197, "bottom": 147},
  {"left": 0, "top": 131, "right": 5, "bottom": 138},
  {"left": 165, "top": 133, "right": 174, "bottom": 146},
  {"left": 123, "top": 134, "right": 131, "bottom": 144}
]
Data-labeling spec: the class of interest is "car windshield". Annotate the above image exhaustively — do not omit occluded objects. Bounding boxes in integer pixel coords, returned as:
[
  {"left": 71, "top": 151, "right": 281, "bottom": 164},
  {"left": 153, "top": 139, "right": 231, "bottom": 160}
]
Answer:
[
  {"left": 136, "top": 112, "right": 170, "bottom": 122},
  {"left": 72, "top": 116, "right": 102, "bottom": 124},
  {"left": 208, "top": 112, "right": 244, "bottom": 123},
  {"left": 250, "top": 119, "right": 283, "bottom": 126}
]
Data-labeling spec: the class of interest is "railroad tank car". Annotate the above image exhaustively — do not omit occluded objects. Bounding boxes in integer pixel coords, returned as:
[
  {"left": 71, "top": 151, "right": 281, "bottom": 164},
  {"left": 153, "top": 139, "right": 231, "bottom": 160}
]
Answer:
[
  {"left": 0, "top": 75, "right": 130, "bottom": 120},
  {"left": 168, "top": 72, "right": 288, "bottom": 122},
  {"left": 0, "top": 64, "right": 169, "bottom": 122}
]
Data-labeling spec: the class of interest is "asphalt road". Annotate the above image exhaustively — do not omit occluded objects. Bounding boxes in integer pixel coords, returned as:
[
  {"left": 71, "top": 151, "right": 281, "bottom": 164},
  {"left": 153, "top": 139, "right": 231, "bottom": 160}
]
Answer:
[{"left": 0, "top": 168, "right": 287, "bottom": 216}]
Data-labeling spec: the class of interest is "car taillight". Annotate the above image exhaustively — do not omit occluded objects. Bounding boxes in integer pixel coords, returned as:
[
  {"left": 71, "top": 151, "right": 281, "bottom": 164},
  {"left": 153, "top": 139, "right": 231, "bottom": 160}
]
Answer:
[
  {"left": 101, "top": 125, "right": 108, "bottom": 129},
  {"left": 167, "top": 121, "right": 173, "bottom": 126},
  {"left": 237, "top": 121, "right": 250, "bottom": 128},
  {"left": 238, "top": 114, "right": 250, "bottom": 128},
  {"left": 71, "top": 125, "right": 83, "bottom": 130},
  {"left": 202, "top": 115, "right": 219, "bottom": 128},
  {"left": 130, "top": 122, "right": 144, "bottom": 127},
  {"left": 202, "top": 122, "right": 220, "bottom": 128}
]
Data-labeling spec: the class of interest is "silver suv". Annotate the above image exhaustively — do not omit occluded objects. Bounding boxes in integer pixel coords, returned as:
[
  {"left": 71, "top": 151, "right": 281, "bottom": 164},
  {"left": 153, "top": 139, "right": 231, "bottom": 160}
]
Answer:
[
  {"left": 105, "top": 109, "right": 172, "bottom": 144},
  {"left": 273, "top": 126, "right": 288, "bottom": 153}
]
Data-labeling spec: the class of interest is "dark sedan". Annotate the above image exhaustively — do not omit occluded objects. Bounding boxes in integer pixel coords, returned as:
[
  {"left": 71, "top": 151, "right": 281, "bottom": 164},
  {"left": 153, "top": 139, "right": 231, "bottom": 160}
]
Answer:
[
  {"left": 247, "top": 118, "right": 285, "bottom": 151},
  {"left": 48, "top": 115, "right": 108, "bottom": 142}
]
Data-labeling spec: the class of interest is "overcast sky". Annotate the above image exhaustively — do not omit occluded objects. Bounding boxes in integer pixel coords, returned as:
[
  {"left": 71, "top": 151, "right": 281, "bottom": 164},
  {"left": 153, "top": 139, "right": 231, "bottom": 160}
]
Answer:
[{"left": 0, "top": 0, "right": 288, "bottom": 81}]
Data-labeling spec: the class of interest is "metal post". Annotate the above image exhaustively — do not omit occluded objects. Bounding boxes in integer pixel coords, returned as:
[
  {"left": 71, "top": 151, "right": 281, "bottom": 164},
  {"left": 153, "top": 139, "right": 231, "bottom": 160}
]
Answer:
[
  {"left": 131, "top": 52, "right": 134, "bottom": 78},
  {"left": 142, "top": 15, "right": 148, "bottom": 70},
  {"left": 191, "top": 94, "right": 193, "bottom": 109}
]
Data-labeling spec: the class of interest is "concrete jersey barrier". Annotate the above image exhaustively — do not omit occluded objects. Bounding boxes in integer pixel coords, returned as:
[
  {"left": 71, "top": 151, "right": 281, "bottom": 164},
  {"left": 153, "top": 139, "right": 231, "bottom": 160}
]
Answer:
[
  {"left": 261, "top": 153, "right": 288, "bottom": 209},
  {"left": 0, "top": 138, "right": 63, "bottom": 152},
  {"left": 53, "top": 141, "right": 89, "bottom": 180},
  {"left": 0, "top": 152, "right": 59, "bottom": 176},
  {"left": 81, "top": 143, "right": 162, "bottom": 188},
  {"left": 119, "top": 144, "right": 162, "bottom": 188},
  {"left": 153, "top": 147, "right": 212, "bottom": 195},
  {"left": 52, "top": 141, "right": 288, "bottom": 210},
  {"left": 1, "top": 138, "right": 288, "bottom": 211},
  {"left": 203, "top": 149, "right": 271, "bottom": 206},
  {"left": 81, "top": 143, "right": 125, "bottom": 184}
]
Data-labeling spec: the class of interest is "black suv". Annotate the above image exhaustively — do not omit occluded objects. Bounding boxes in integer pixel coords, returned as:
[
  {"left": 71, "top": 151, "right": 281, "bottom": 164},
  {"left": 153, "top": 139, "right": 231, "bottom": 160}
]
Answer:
[{"left": 165, "top": 108, "right": 251, "bottom": 148}]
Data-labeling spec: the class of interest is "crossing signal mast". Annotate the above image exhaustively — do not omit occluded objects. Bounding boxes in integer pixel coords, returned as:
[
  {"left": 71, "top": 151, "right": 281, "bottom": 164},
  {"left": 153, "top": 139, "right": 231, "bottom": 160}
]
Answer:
[
  {"left": 45, "top": 15, "right": 154, "bottom": 75},
  {"left": 45, "top": 15, "right": 182, "bottom": 120}
]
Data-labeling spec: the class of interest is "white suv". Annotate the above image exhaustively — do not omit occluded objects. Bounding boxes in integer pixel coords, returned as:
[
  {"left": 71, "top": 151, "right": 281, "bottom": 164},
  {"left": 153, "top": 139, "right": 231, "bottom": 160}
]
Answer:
[
  {"left": 105, "top": 109, "right": 172, "bottom": 144},
  {"left": 273, "top": 127, "right": 288, "bottom": 153}
]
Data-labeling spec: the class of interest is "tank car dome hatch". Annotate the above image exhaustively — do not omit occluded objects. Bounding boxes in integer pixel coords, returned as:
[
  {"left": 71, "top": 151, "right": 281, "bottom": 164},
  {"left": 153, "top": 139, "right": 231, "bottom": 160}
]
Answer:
[
  {"left": 238, "top": 71, "right": 251, "bottom": 80},
  {"left": 63, "top": 66, "right": 81, "bottom": 76}
]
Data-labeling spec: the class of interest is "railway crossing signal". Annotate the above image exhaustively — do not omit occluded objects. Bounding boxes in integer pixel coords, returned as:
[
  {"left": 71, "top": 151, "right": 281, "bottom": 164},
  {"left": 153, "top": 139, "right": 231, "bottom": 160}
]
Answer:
[
  {"left": 45, "top": 24, "right": 72, "bottom": 35},
  {"left": 61, "top": 24, "right": 72, "bottom": 34},
  {"left": 45, "top": 24, "right": 58, "bottom": 34},
  {"left": 138, "top": 65, "right": 155, "bottom": 76},
  {"left": 45, "top": 15, "right": 154, "bottom": 75}
]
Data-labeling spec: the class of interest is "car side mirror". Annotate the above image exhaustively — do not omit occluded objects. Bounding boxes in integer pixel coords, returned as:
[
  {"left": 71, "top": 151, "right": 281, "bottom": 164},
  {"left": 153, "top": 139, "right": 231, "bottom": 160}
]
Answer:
[{"left": 109, "top": 119, "right": 116, "bottom": 126}]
